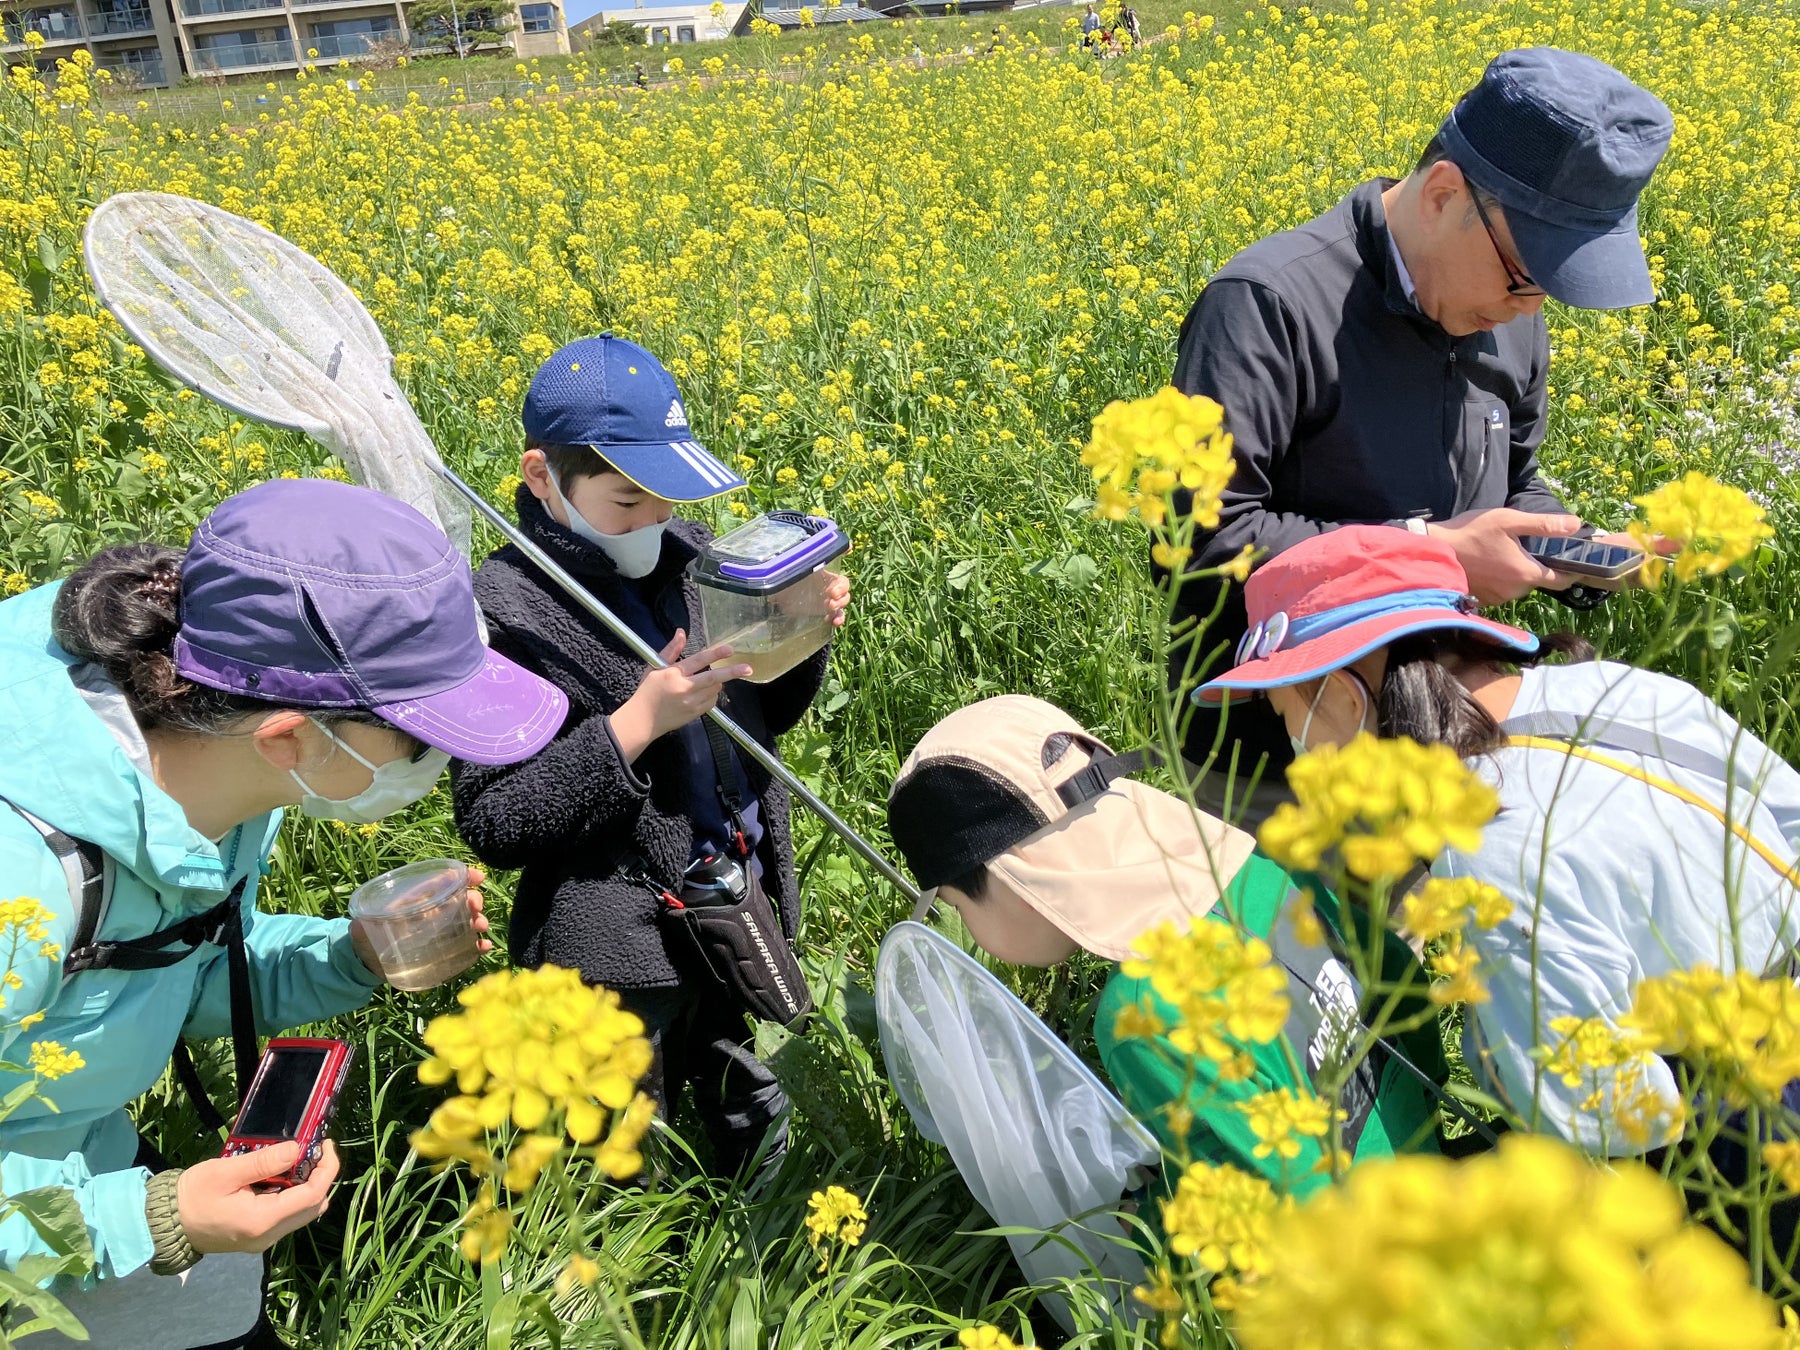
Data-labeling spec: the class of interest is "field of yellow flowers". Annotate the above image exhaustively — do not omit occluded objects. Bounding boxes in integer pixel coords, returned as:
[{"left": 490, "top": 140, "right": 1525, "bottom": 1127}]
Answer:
[{"left": 5, "top": 0, "right": 1800, "bottom": 1342}]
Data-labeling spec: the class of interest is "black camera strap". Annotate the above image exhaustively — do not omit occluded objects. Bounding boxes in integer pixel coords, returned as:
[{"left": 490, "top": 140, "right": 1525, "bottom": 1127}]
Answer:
[
  {"left": 700, "top": 714, "right": 754, "bottom": 863},
  {"left": 5, "top": 798, "right": 256, "bottom": 1133}
]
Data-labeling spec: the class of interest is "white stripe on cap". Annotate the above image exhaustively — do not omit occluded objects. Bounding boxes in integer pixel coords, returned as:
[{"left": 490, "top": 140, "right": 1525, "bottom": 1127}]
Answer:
[{"left": 674, "top": 441, "right": 734, "bottom": 488}]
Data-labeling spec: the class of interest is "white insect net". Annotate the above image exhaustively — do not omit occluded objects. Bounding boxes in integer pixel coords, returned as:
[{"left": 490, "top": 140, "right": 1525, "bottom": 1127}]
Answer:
[
  {"left": 876, "top": 921, "right": 1161, "bottom": 1332},
  {"left": 83, "top": 192, "right": 469, "bottom": 554}
]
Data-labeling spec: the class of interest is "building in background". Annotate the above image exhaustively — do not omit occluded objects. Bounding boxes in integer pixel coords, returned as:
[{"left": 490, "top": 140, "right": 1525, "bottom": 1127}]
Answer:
[
  {"left": 572, "top": 0, "right": 745, "bottom": 47},
  {"left": 0, "top": 0, "right": 566, "bottom": 85},
  {"left": 2, "top": 0, "right": 182, "bottom": 88}
]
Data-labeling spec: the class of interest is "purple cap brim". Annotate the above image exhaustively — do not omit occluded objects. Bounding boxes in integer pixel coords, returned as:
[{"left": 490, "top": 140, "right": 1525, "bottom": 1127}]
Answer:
[{"left": 373, "top": 648, "right": 568, "bottom": 765}]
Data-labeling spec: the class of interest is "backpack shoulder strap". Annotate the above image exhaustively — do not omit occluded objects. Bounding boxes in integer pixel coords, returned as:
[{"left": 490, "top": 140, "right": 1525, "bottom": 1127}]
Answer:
[
  {"left": 1501, "top": 733, "right": 1800, "bottom": 887},
  {"left": 1, "top": 799, "right": 109, "bottom": 977},
  {"left": 2, "top": 795, "right": 252, "bottom": 1133},
  {"left": 1497, "top": 711, "right": 1745, "bottom": 788}
]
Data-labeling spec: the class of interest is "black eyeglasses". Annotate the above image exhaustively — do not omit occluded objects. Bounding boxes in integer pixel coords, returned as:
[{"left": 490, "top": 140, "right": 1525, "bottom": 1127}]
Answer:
[{"left": 1469, "top": 190, "right": 1547, "bottom": 298}]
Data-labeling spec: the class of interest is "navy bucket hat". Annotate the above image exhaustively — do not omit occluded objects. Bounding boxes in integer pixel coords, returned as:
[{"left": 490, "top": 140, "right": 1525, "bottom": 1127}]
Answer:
[{"left": 1438, "top": 48, "right": 1674, "bottom": 309}]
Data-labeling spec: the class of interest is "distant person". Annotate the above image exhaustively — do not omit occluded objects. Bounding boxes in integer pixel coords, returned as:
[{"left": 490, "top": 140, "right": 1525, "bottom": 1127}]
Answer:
[
  {"left": 634, "top": 61, "right": 648, "bottom": 88},
  {"left": 887, "top": 696, "right": 1447, "bottom": 1194},
  {"left": 1164, "top": 50, "right": 1673, "bottom": 825},
  {"left": 450, "top": 335, "right": 849, "bottom": 1181},
  {"left": 1080, "top": 3, "right": 1100, "bottom": 42},
  {"left": 1123, "top": 4, "right": 1141, "bottom": 42}
]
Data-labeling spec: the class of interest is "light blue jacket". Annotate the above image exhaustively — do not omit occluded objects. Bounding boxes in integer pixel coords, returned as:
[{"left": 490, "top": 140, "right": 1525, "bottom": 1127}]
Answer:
[{"left": 0, "top": 581, "right": 382, "bottom": 1280}]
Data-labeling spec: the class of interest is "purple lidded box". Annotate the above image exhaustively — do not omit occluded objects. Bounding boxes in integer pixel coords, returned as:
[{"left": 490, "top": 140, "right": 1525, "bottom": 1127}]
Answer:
[{"left": 690, "top": 512, "right": 849, "bottom": 684}]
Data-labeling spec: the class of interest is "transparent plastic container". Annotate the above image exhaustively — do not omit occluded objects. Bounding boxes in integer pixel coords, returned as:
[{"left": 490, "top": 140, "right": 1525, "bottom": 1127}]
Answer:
[
  {"left": 691, "top": 512, "right": 849, "bottom": 684},
  {"left": 348, "top": 859, "right": 479, "bottom": 992}
]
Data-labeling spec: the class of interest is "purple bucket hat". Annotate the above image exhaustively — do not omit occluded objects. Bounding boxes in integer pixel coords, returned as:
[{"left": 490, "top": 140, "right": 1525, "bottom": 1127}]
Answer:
[{"left": 173, "top": 478, "right": 566, "bottom": 765}]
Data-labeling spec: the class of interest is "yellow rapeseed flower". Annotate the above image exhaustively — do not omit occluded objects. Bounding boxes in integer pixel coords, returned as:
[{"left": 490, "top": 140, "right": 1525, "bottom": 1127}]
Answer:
[
  {"left": 555, "top": 1251, "right": 601, "bottom": 1296},
  {"left": 1258, "top": 734, "right": 1499, "bottom": 884},
  {"left": 1763, "top": 1140, "right": 1800, "bottom": 1197},
  {"left": 1628, "top": 471, "right": 1773, "bottom": 583},
  {"left": 1080, "top": 387, "right": 1234, "bottom": 530},
  {"left": 1234, "top": 1088, "right": 1342, "bottom": 1161},
  {"left": 28, "top": 1041, "right": 84, "bottom": 1080},
  {"left": 1159, "top": 1158, "right": 1288, "bottom": 1281},
  {"left": 803, "top": 1184, "right": 868, "bottom": 1270},
  {"left": 1121, "top": 917, "right": 1288, "bottom": 1079},
  {"left": 1623, "top": 966, "right": 1800, "bottom": 1109},
  {"left": 1231, "top": 1135, "right": 1781, "bottom": 1349},
  {"left": 410, "top": 966, "right": 655, "bottom": 1259},
  {"left": 1397, "top": 876, "right": 1508, "bottom": 944}
]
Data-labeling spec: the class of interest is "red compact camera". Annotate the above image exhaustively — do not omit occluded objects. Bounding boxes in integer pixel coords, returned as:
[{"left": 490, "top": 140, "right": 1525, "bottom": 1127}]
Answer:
[{"left": 222, "top": 1037, "right": 355, "bottom": 1190}]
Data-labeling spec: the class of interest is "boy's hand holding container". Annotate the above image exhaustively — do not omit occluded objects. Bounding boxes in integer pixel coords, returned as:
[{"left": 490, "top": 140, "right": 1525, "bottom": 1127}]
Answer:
[{"left": 609, "top": 629, "right": 754, "bottom": 763}]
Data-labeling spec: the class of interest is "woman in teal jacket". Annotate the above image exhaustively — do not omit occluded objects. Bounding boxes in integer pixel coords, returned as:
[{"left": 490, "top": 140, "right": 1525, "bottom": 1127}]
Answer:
[{"left": 0, "top": 477, "right": 565, "bottom": 1344}]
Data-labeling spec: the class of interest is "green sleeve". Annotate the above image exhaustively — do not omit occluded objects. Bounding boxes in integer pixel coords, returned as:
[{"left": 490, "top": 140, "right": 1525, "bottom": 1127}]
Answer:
[{"left": 1097, "top": 973, "right": 1331, "bottom": 1199}]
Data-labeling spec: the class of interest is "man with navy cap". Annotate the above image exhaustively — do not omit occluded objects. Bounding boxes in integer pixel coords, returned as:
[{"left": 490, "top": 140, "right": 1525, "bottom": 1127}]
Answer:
[{"left": 1165, "top": 48, "right": 1674, "bottom": 820}]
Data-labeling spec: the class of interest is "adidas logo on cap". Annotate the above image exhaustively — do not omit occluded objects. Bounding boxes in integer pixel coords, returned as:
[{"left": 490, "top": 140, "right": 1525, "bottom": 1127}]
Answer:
[{"left": 664, "top": 399, "right": 689, "bottom": 429}]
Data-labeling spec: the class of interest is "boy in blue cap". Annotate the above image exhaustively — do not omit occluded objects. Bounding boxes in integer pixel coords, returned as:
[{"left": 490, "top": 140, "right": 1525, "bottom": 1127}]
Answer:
[{"left": 450, "top": 334, "right": 849, "bottom": 1180}]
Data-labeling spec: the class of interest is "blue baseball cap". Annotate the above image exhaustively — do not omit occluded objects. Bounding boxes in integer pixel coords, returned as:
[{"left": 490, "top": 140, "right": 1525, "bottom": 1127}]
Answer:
[
  {"left": 521, "top": 334, "right": 746, "bottom": 502},
  {"left": 1438, "top": 48, "right": 1673, "bottom": 309}
]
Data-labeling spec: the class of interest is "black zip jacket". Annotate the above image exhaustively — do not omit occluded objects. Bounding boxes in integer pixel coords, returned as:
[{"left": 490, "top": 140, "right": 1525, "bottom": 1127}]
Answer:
[
  {"left": 450, "top": 488, "right": 828, "bottom": 990},
  {"left": 1166, "top": 178, "right": 1568, "bottom": 773}
]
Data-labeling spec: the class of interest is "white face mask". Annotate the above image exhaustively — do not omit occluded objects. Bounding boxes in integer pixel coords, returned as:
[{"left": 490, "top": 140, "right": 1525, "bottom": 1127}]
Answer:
[
  {"left": 290, "top": 720, "right": 450, "bottom": 824},
  {"left": 1290, "top": 671, "right": 1373, "bottom": 756},
  {"left": 548, "top": 469, "right": 667, "bottom": 579}
]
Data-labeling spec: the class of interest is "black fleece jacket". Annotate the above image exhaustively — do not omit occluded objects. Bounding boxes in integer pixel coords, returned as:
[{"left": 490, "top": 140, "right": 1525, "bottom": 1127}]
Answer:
[
  {"left": 1167, "top": 178, "right": 1567, "bottom": 773},
  {"left": 450, "top": 488, "right": 829, "bottom": 991}
]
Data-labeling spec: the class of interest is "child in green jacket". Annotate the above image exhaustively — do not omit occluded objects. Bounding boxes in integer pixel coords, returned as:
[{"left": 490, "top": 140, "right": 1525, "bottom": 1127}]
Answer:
[{"left": 885, "top": 695, "right": 1445, "bottom": 1195}]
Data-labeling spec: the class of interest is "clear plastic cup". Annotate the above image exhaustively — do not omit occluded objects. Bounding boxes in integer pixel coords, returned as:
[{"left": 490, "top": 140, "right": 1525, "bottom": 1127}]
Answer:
[{"left": 348, "top": 859, "right": 479, "bottom": 992}]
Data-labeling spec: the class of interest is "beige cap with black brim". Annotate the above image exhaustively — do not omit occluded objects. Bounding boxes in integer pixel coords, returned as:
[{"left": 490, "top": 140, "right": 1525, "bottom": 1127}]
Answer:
[{"left": 887, "top": 695, "right": 1257, "bottom": 959}]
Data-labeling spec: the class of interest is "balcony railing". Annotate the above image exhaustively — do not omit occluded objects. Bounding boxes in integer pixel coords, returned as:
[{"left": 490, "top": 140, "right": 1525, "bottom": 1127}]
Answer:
[
  {"left": 180, "top": 0, "right": 283, "bottom": 18},
  {"left": 409, "top": 26, "right": 508, "bottom": 50},
  {"left": 304, "top": 29, "right": 392, "bottom": 56},
  {"left": 103, "top": 54, "right": 164, "bottom": 81},
  {"left": 90, "top": 8, "right": 156, "bottom": 33},
  {"left": 5, "top": 13, "right": 85, "bottom": 42},
  {"left": 192, "top": 35, "right": 294, "bottom": 68}
]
